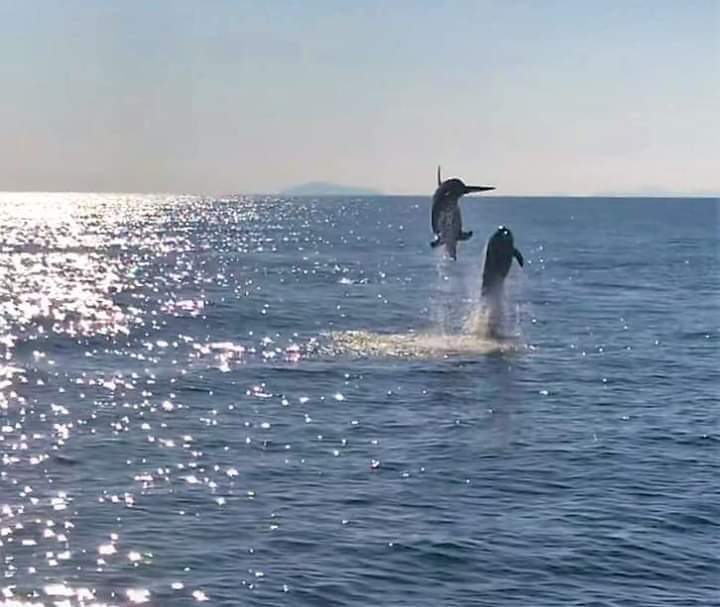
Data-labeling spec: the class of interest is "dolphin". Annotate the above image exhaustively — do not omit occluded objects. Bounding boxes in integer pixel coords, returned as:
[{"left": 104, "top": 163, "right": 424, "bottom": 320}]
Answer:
[
  {"left": 481, "top": 226, "right": 524, "bottom": 297},
  {"left": 430, "top": 166, "right": 494, "bottom": 260}
]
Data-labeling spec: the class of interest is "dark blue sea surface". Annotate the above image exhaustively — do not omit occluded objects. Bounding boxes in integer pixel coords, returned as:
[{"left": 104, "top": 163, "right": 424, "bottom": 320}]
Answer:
[{"left": 0, "top": 193, "right": 717, "bottom": 606}]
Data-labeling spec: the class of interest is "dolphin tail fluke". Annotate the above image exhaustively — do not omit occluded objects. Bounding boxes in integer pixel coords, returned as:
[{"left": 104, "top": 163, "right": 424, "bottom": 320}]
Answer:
[
  {"left": 437, "top": 165, "right": 442, "bottom": 186},
  {"left": 513, "top": 248, "right": 524, "bottom": 267},
  {"left": 459, "top": 230, "right": 473, "bottom": 241}
]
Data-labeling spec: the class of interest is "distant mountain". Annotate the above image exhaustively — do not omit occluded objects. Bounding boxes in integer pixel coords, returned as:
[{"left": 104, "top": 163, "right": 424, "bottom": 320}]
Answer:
[{"left": 280, "top": 182, "right": 382, "bottom": 196}]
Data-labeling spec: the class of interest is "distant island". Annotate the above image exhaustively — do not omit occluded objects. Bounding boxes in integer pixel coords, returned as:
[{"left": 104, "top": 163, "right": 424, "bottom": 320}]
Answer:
[
  {"left": 280, "top": 182, "right": 382, "bottom": 196},
  {"left": 593, "top": 188, "right": 720, "bottom": 198}
]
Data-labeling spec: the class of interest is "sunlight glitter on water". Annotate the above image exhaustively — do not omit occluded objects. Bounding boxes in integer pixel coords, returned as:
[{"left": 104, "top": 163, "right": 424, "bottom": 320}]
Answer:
[
  {"left": 0, "top": 193, "right": 716, "bottom": 606},
  {"left": 1, "top": 193, "right": 288, "bottom": 606}
]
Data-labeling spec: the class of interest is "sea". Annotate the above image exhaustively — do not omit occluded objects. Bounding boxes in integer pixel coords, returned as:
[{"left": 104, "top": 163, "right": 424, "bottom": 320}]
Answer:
[{"left": 0, "top": 193, "right": 717, "bottom": 606}]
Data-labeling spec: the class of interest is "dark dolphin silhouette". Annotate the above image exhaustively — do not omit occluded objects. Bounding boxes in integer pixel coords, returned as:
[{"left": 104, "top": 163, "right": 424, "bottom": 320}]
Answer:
[
  {"left": 430, "top": 166, "right": 494, "bottom": 260},
  {"left": 481, "top": 226, "right": 524, "bottom": 297}
]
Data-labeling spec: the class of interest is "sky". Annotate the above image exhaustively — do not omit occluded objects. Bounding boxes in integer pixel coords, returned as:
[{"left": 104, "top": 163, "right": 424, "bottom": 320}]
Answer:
[{"left": 0, "top": 1, "right": 718, "bottom": 195}]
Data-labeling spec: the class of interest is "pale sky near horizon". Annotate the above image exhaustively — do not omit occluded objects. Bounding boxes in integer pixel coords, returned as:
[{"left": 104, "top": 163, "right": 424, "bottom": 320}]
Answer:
[{"left": 1, "top": 1, "right": 718, "bottom": 195}]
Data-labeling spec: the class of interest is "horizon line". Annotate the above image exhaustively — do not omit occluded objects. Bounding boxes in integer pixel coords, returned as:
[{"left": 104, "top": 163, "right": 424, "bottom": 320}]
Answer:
[{"left": 0, "top": 189, "right": 718, "bottom": 199}]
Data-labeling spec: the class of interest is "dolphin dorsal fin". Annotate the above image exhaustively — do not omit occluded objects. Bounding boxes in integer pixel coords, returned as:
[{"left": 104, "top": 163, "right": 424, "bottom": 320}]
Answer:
[{"left": 437, "top": 165, "right": 442, "bottom": 186}]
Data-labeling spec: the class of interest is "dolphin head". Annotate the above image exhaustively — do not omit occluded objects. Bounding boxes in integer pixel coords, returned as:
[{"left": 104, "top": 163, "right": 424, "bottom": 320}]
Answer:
[
  {"left": 486, "top": 225, "right": 523, "bottom": 269},
  {"left": 435, "top": 178, "right": 495, "bottom": 203},
  {"left": 435, "top": 167, "right": 495, "bottom": 202},
  {"left": 482, "top": 226, "right": 520, "bottom": 297},
  {"left": 493, "top": 225, "right": 514, "bottom": 244}
]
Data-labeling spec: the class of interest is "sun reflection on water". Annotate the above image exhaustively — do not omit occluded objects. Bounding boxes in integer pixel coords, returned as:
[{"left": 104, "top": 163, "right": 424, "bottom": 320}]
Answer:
[{"left": 0, "top": 192, "right": 287, "bottom": 605}]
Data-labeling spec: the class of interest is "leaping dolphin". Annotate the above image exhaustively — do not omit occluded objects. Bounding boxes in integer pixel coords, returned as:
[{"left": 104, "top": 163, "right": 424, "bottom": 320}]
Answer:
[
  {"left": 430, "top": 166, "right": 494, "bottom": 260},
  {"left": 481, "top": 226, "right": 524, "bottom": 297}
]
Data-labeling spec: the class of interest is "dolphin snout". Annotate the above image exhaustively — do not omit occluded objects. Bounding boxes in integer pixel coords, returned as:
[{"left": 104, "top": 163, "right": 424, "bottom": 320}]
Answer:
[{"left": 463, "top": 185, "right": 495, "bottom": 194}]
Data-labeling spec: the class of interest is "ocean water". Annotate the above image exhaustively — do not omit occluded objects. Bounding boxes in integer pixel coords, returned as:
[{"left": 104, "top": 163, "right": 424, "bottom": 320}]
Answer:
[{"left": 0, "top": 192, "right": 717, "bottom": 606}]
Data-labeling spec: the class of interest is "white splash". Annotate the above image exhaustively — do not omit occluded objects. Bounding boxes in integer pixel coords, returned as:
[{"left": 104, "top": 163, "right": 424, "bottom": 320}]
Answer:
[
  {"left": 329, "top": 261, "right": 527, "bottom": 359},
  {"left": 329, "top": 329, "right": 522, "bottom": 359}
]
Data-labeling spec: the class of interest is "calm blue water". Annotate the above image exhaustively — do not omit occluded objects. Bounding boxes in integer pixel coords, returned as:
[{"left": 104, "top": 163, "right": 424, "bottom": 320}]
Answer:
[{"left": 0, "top": 193, "right": 717, "bottom": 606}]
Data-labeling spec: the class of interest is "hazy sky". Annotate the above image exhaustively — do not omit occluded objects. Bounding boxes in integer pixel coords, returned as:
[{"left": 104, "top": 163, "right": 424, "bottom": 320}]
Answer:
[{"left": 1, "top": 1, "right": 718, "bottom": 195}]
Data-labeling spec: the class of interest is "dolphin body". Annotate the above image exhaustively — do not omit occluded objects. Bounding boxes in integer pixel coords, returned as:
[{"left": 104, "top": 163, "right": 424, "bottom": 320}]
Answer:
[
  {"left": 430, "top": 166, "right": 494, "bottom": 260},
  {"left": 481, "top": 226, "right": 524, "bottom": 297}
]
